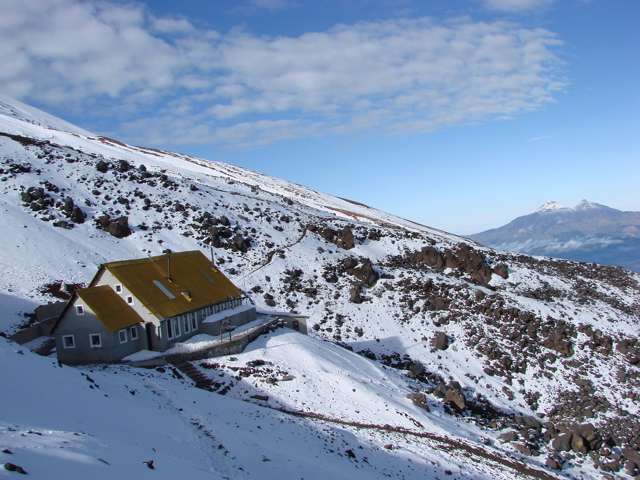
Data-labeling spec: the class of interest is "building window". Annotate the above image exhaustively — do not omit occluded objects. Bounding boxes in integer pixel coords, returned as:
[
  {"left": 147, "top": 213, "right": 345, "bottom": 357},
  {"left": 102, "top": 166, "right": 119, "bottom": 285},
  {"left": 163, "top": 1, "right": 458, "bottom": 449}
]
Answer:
[
  {"left": 172, "top": 318, "right": 181, "bottom": 337},
  {"left": 76, "top": 305, "right": 84, "bottom": 315},
  {"left": 167, "top": 319, "right": 174, "bottom": 339},
  {"left": 114, "top": 284, "right": 123, "bottom": 294},
  {"left": 130, "top": 326, "right": 138, "bottom": 340},
  {"left": 118, "top": 329, "right": 127, "bottom": 344},
  {"left": 62, "top": 335, "right": 75, "bottom": 349},
  {"left": 89, "top": 334, "right": 102, "bottom": 348},
  {"left": 191, "top": 313, "right": 197, "bottom": 331},
  {"left": 183, "top": 315, "right": 190, "bottom": 333},
  {"left": 126, "top": 295, "right": 134, "bottom": 305}
]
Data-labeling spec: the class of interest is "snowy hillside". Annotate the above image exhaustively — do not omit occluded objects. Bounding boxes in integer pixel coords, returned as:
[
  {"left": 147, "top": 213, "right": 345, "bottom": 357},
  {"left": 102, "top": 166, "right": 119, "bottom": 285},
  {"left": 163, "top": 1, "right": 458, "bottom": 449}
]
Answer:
[{"left": 1, "top": 96, "right": 640, "bottom": 479}]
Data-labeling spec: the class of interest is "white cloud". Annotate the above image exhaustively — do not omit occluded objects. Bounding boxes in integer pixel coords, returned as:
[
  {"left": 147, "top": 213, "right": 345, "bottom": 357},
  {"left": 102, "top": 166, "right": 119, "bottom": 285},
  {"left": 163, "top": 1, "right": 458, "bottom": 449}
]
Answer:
[
  {"left": 0, "top": 0, "right": 566, "bottom": 148},
  {"left": 478, "top": 0, "right": 556, "bottom": 13},
  {"left": 527, "top": 134, "right": 557, "bottom": 141},
  {"left": 248, "top": 0, "right": 297, "bottom": 11}
]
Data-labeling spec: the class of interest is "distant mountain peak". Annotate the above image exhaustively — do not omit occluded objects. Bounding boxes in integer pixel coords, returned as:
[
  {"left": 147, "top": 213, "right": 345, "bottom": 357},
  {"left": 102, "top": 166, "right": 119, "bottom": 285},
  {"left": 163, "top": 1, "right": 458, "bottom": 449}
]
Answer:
[
  {"left": 573, "top": 199, "right": 602, "bottom": 211},
  {"left": 535, "top": 200, "right": 568, "bottom": 213}
]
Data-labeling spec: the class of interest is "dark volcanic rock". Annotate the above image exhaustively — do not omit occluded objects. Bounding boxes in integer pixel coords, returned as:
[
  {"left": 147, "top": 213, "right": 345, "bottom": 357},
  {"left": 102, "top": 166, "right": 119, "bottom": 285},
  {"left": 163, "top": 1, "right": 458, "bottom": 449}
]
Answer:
[
  {"left": 552, "top": 433, "right": 572, "bottom": 452},
  {"left": 432, "top": 332, "right": 449, "bottom": 350},
  {"left": 406, "top": 393, "right": 430, "bottom": 411},
  {"left": 349, "top": 287, "right": 363, "bottom": 304},
  {"left": 106, "top": 216, "right": 131, "bottom": 238},
  {"left": 346, "top": 258, "right": 379, "bottom": 287}
]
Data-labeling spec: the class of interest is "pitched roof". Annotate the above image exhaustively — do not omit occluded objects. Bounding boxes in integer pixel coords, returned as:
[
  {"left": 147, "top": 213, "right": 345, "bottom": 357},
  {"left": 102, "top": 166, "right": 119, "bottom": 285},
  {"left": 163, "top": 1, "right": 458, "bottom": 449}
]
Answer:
[
  {"left": 76, "top": 285, "right": 144, "bottom": 333},
  {"left": 101, "top": 250, "right": 243, "bottom": 319}
]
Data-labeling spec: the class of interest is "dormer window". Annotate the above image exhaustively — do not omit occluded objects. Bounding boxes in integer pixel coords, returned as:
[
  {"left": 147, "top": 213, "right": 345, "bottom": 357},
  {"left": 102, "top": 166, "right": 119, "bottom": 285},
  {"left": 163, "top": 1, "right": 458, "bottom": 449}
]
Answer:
[{"left": 76, "top": 305, "right": 85, "bottom": 315}]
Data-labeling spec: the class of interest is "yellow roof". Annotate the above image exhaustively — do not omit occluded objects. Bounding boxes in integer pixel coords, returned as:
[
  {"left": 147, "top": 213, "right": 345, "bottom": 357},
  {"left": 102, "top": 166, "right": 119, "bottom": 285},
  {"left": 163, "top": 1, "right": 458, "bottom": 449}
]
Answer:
[
  {"left": 102, "top": 250, "right": 243, "bottom": 319},
  {"left": 77, "top": 285, "right": 144, "bottom": 333}
]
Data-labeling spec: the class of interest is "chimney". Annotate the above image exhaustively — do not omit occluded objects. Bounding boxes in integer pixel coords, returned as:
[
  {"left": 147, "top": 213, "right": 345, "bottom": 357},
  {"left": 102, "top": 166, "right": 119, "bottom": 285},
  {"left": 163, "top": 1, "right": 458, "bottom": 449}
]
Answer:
[{"left": 163, "top": 249, "right": 173, "bottom": 281}]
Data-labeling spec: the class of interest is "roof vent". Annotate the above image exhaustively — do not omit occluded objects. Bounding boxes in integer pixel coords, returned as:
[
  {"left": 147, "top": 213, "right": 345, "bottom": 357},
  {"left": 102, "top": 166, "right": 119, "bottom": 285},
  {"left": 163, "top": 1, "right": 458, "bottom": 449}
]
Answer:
[{"left": 181, "top": 291, "right": 192, "bottom": 301}]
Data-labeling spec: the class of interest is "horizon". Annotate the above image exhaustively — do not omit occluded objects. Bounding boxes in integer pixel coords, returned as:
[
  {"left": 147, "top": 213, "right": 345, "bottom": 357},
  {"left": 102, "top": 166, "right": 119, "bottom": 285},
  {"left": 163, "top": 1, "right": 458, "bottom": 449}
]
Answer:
[{"left": 1, "top": 0, "right": 637, "bottom": 235}]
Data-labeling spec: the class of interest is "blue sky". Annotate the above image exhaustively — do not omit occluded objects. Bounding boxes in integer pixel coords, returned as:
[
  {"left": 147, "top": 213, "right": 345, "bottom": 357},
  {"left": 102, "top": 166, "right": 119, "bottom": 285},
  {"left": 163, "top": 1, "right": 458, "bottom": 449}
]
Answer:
[{"left": 1, "top": 0, "right": 637, "bottom": 234}]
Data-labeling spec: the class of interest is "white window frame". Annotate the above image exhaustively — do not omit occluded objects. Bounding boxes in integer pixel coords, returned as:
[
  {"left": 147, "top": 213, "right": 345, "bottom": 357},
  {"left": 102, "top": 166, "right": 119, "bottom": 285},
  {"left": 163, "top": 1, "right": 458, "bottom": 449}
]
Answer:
[
  {"left": 191, "top": 313, "right": 197, "bottom": 331},
  {"left": 76, "top": 305, "right": 85, "bottom": 315},
  {"left": 130, "top": 325, "right": 138, "bottom": 340},
  {"left": 62, "top": 335, "right": 75, "bottom": 349},
  {"left": 126, "top": 295, "right": 134, "bottom": 305},
  {"left": 114, "top": 284, "right": 123, "bottom": 294},
  {"left": 183, "top": 315, "right": 190, "bottom": 334},
  {"left": 118, "top": 329, "right": 128, "bottom": 344},
  {"left": 89, "top": 333, "right": 102, "bottom": 348},
  {"left": 172, "top": 318, "right": 181, "bottom": 337}
]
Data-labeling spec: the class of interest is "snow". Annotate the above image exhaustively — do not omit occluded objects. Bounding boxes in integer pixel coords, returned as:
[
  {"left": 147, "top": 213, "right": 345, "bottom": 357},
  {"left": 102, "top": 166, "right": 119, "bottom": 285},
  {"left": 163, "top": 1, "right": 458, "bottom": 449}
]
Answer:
[
  {"left": 1, "top": 94, "right": 639, "bottom": 480},
  {"left": 1, "top": 332, "right": 558, "bottom": 480},
  {"left": 535, "top": 200, "right": 568, "bottom": 213},
  {"left": 201, "top": 304, "right": 256, "bottom": 323},
  {"left": 573, "top": 199, "right": 601, "bottom": 211},
  {"left": 0, "top": 94, "right": 94, "bottom": 137},
  {"left": 123, "top": 318, "right": 272, "bottom": 362}
]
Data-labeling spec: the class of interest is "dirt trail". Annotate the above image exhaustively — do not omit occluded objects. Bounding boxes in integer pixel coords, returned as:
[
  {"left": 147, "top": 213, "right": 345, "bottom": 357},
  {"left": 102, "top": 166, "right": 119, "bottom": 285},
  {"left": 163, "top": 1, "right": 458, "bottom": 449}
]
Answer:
[
  {"left": 244, "top": 228, "right": 308, "bottom": 278},
  {"left": 272, "top": 407, "right": 564, "bottom": 480}
]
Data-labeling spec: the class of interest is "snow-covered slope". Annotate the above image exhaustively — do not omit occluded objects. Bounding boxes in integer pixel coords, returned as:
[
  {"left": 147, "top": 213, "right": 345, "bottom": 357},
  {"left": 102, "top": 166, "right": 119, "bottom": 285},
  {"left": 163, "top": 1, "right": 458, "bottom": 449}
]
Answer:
[
  {"left": 0, "top": 94, "right": 94, "bottom": 137},
  {"left": 1, "top": 96, "right": 639, "bottom": 479},
  {"left": 0, "top": 332, "right": 569, "bottom": 480}
]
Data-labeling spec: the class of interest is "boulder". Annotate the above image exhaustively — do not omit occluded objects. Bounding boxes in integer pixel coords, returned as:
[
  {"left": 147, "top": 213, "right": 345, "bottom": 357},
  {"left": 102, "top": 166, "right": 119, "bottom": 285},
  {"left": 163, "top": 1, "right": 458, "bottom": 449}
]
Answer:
[
  {"left": 513, "top": 443, "right": 532, "bottom": 456},
  {"left": 349, "top": 287, "right": 363, "bottom": 304},
  {"left": 340, "top": 226, "right": 355, "bottom": 250},
  {"left": 3, "top": 463, "right": 27, "bottom": 474},
  {"left": 409, "top": 246, "right": 445, "bottom": 270},
  {"left": 545, "top": 455, "right": 563, "bottom": 471},
  {"left": 571, "top": 433, "right": 588, "bottom": 454},
  {"left": 96, "top": 160, "right": 109, "bottom": 172},
  {"left": 70, "top": 206, "right": 85, "bottom": 224},
  {"left": 552, "top": 433, "right": 573, "bottom": 452},
  {"left": 106, "top": 216, "right": 131, "bottom": 238},
  {"left": 432, "top": 332, "right": 449, "bottom": 350},
  {"left": 498, "top": 431, "right": 518, "bottom": 443},
  {"left": 493, "top": 263, "right": 509, "bottom": 279},
  {"left": 63, "top": 196, "right": 74, "bottom": 213},
  {"left": 622, "top": 448, "right": 640, "bottom": 466},
  {"left": 347, "top": 259, "right": 379, "bottom": 287},
  {"left": 445, "top": 388, "right": 466, "bottom": 411},
  {"left": 232, "top": 234, "right": 251, "bottom": 253},
  {"left": 519, "top": 415, "right": 543, "bottom": 431},
  {"left": 406, "top": 393, "right": 430, "bottom": 411}
]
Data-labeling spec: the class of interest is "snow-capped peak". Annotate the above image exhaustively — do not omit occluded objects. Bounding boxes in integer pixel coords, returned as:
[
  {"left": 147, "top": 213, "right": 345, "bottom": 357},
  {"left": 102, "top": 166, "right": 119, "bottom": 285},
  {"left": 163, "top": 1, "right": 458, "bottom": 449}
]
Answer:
[
  {"left": 534, "top": 200, "right": 568, "bottom": 213},
  {"left": 573, "top": 199, "right": 601, "bottom": 211}
]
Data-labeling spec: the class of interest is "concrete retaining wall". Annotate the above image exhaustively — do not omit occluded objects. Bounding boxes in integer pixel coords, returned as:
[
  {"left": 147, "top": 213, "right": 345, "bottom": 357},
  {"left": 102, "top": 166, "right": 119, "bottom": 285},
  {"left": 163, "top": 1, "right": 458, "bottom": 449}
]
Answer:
[
  {"left": 9, "top": 317, "right": 58, "bottom": 345},
  {"left": 164, "top": 319, "right": 278, "bottom": 363}
]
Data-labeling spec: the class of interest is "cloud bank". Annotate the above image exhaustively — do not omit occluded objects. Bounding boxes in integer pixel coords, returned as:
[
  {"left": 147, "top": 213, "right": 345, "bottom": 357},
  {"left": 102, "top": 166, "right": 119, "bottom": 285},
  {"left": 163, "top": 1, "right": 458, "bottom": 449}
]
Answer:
[{"left": 0, "top": 0, "right": 565, "bottom": 147}]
